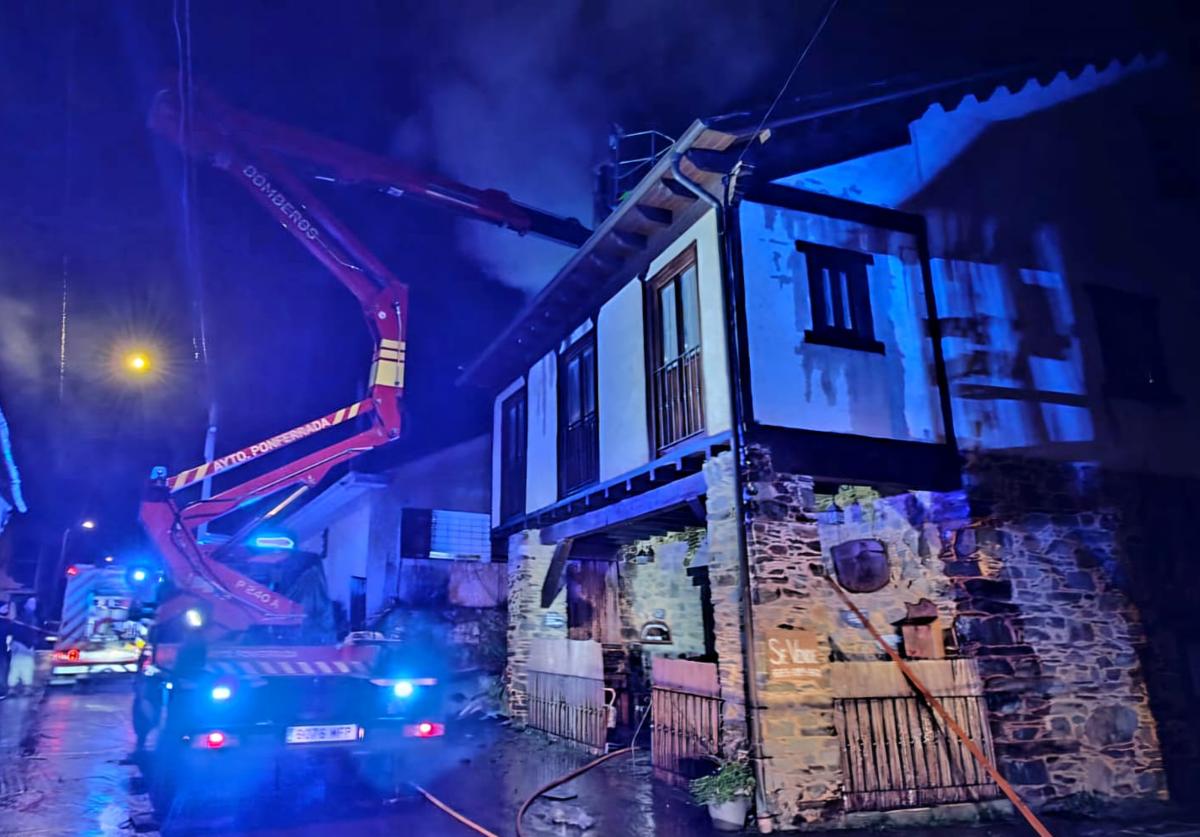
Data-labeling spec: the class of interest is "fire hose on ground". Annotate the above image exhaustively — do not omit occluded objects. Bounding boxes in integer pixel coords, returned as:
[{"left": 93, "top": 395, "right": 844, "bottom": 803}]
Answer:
[
  {"left": 414, "top": 578, "right": 1053, "bottom": 837},
  {"left": 416, "top": 701, "right": 652, "bottom": 836},
  {"left": 411, "top": 747, "right": 635, "bottom": 837}
]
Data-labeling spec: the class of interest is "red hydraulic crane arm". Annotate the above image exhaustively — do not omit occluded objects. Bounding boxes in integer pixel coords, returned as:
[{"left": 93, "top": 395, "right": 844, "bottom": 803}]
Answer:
[
  {"left": 140, "top": 88, "right": 412, "bottom": 634},
  {"left": 150, "top": 84, "right": 590, "bottom": 247},
  {"left": 142, "top": 82, "right": 586, "bottom": 637}
]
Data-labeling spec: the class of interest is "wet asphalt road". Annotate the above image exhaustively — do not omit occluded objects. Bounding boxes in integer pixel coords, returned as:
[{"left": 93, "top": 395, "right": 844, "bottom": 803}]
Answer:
[
  {"left": 8, "top": 681, "right": 1200, "bottom": 836},
  {"left": 0, "top": 680, "right": 714, "bottom": 837}
]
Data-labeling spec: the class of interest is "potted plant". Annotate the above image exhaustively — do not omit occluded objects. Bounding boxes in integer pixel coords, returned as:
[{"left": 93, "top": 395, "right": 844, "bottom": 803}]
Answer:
[{"left": 689, "top": 757, "right": 755, "bottom": 831}]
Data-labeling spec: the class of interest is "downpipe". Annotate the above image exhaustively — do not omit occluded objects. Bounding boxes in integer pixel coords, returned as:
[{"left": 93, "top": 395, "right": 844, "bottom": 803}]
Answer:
[{"left": 671, "top": 151, "right": 776, "bottom": 833}]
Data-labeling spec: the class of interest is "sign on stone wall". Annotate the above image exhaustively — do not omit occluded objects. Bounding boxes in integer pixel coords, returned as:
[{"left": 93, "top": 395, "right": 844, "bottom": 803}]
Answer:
[{"left": 764, "top": 629, "right": 823, "bottom": 683}]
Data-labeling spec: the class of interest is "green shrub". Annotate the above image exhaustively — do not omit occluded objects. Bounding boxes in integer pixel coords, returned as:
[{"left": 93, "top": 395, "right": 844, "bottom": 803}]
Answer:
[{"left": 689, "top": 759, "right": 755, "bottom": 805}]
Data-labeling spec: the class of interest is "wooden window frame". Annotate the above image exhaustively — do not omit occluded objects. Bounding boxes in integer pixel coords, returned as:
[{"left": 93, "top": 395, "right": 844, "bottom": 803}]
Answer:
[
  {"left": 499, "top": 387, "right": 527, "bottom": 522},
  {"left": 558, "top": 331, "right": 599, "bottom": 497},
  {"left": 645, "top": 243, "right": 706, "bottom": 455},
  {"left": 796, "top": 240, "right": 885, "bottom": 354}
]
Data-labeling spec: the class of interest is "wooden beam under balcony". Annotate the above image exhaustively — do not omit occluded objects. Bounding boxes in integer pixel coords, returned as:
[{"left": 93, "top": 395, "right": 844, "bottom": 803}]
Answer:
[{"left": 539, "top": 470, "right": 708, "bottom": 545}]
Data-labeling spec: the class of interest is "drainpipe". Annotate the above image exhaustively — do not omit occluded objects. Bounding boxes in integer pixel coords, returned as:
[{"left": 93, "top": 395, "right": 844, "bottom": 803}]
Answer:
[{"left": 671, "top": 152, "right": 775, "bottom": 833}]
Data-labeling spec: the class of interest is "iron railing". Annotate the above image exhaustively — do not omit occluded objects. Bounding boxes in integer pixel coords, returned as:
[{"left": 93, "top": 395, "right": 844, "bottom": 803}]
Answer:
[
  {"left": 652, "top": 346, "right": 704, "bottom": 453},
  {"left": 559, "top": 412, "right": 598, "bottom": 495}
]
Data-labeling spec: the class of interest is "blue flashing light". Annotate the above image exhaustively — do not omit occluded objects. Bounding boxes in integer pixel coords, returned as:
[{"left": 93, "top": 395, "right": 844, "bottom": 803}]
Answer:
[
  {"left": 252, "top": 534, "right": 295, "bottom": 550},
  {"left": 211, "top": 685, "right": 232, "bottom": 702},
  {"left": 392, "top": 681, "right": 415, "bottom": 699}
]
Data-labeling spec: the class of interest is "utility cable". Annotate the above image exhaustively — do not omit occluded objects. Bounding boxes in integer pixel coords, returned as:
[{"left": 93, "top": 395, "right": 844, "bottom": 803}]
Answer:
[{"left": 732, "top": 0, "right": 841, "bottom": 172}]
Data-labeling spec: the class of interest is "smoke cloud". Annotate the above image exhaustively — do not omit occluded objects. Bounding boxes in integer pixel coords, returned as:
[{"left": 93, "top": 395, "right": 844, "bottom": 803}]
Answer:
[
  {"left": 0, "top": 292, "right": 47, "bottom": 397},
  {"left": 391, "top": 1, "right": 808, "bottom": 292}
]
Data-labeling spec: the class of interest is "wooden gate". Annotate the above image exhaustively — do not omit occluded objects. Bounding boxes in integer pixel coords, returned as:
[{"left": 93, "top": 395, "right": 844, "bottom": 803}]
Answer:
[
  {"left": 832, "top": 659, "right": 1000, "bottom": 812},
  {"left": 527, "top": 639, "right": 608, "bottom": 753},
  {"left": 651, "top": 658, "right": 722, "bottom": 786}
]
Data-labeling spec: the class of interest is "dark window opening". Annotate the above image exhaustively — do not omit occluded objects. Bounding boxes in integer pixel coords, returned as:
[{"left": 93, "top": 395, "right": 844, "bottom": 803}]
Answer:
[
  {"left": 1086, "top": 285, "right": 1174, "bottom": 402},
  {"left": 559, "top": 333, "right": 598, "bottom": 496},
  {"left": 648, "top": 245, "right": 705, "bottom": 453},
  {"left": 349, "top": 576, "right": 366, "bottom": 631},
  {"left": 797, "top": 240, "right": 884, "bottom": 353},
  {"left": 499, "top": 388, "right": 527, "bottom": 521}
]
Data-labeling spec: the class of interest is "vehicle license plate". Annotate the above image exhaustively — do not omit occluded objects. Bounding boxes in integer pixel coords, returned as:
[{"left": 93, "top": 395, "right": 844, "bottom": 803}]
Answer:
[{"left": 285, "top": 724, "right": 358, "bottom": 744}]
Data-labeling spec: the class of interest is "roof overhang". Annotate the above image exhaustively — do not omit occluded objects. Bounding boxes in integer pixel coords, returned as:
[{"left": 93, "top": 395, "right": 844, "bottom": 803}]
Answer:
[
  {"left": 458, "top": 120, "right": 744, "bottom": 390},
  {"left": 460, "top": 51, "right": 1164, "bottom": 392}
]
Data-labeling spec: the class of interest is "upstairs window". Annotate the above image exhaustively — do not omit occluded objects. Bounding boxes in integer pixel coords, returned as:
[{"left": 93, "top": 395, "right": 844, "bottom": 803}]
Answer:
[
  {"left": 559, "top": 333, "right": 598, "bottom": 496},
  {"left": 796, "top": 240, "right": 884, "bottom": 353},
  {"left": 499, "top": 388, "right": 527, "bottom": 521},
  {"left": 1087, "top": 285, "right": 1174, "bottom": 402},
  {"left": 648, "top": 245, "right": 705, "bottom": 452}
]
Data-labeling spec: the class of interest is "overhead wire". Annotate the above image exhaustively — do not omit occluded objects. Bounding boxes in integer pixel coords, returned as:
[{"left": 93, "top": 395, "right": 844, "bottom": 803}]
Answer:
[
  {"left": 731, "top": 0, "right": 842, "bottom": 173},
  {"left": 173, "top": 0, "right": 209, "bottom": 370},
  {"left": 58, "top": 13, "right": 77, "bottom": 403}
]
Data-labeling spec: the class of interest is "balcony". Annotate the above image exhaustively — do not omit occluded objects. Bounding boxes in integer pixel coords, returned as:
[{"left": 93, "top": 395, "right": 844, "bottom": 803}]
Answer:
[{"left": 652, "top": 345, "right": 704, "bottom": 453}]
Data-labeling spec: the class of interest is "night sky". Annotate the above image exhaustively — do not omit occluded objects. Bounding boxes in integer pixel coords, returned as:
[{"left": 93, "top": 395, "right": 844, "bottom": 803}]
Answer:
[{"left": 0, "top": 0, "right": 1187, "bottom": 571}]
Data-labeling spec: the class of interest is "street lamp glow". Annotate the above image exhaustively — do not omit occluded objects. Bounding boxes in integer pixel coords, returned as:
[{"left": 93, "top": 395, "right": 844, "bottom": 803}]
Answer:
[{"left": 126, "top": 352, "right": 151, "bottom": 374}]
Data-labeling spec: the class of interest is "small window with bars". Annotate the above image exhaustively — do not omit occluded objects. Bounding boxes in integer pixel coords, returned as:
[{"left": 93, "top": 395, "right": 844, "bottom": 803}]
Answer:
[
  {"left": 428, "top": 510, "right": 491, "bottom": 560},
  {"left": 797, "top": 240, "right": 884, "bottom": 354}
]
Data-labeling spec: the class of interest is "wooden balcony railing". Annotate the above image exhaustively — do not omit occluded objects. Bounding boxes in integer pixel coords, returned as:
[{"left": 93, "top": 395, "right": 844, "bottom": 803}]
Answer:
[
  {"left": 652, "top": 346, "right": 704, "bottom": 453},
  {"left": 560, "top": 412, "right": 598, "bottom": 495}
]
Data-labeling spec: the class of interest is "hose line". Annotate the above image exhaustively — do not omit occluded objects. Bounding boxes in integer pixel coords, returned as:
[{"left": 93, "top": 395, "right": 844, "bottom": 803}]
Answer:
[
  {"left": 410, "top": 783, "right": 502, "bottom": 837},
  {"left": 515, "top": 747, "right": 634, "bottom": 837}
]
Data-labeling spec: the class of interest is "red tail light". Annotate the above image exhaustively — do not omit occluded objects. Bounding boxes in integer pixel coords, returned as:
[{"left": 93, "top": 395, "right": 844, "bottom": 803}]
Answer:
[
  {"left": 205, "top": 731, "right": 226, "bottom": 749},
  {"left": 408, "top": 721, "right": 444, "bottom": 739}
]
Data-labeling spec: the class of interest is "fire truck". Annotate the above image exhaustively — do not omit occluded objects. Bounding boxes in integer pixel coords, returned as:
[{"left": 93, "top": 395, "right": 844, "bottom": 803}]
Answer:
[
  {"left": 139, "top": 81, "right": 586, "bottom": 803},
  {"left": 51, "top": 564, "right": 154, "bottom": 684}
]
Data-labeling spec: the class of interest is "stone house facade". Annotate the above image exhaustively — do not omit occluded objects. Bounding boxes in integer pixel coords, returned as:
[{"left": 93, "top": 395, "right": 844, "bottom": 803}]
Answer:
[{"left": 461, "top": 54, "right": 1199, "bottom": 830}]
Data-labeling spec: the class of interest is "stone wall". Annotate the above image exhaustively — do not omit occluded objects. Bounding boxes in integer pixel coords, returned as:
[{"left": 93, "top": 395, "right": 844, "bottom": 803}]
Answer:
[
  {"left": 956, "top": 455, "right": 1168, "bottom": 807},
  {"left": 703, "top": 451, "right": 752, "bottom": 754},
  {"left": 617, "top": 529, "right": 709, "bottom": 662},
  {"left": 504, "top": 530, "right": 567, "bottom": 721},
  {"left": 736, "top": 445, "right": 1167, "bottom": 829}
]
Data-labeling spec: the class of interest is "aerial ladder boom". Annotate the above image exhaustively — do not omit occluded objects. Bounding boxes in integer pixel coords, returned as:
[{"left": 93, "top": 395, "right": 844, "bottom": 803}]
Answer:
[{"left": 140, "top": 84, "right": 588, "bottom": 637}]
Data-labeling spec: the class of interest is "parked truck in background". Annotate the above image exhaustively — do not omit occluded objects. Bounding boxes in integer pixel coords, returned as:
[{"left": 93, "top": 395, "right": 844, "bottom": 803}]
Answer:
[{"left": 51, "top": 565, "right": 153, "bottom": 684}]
